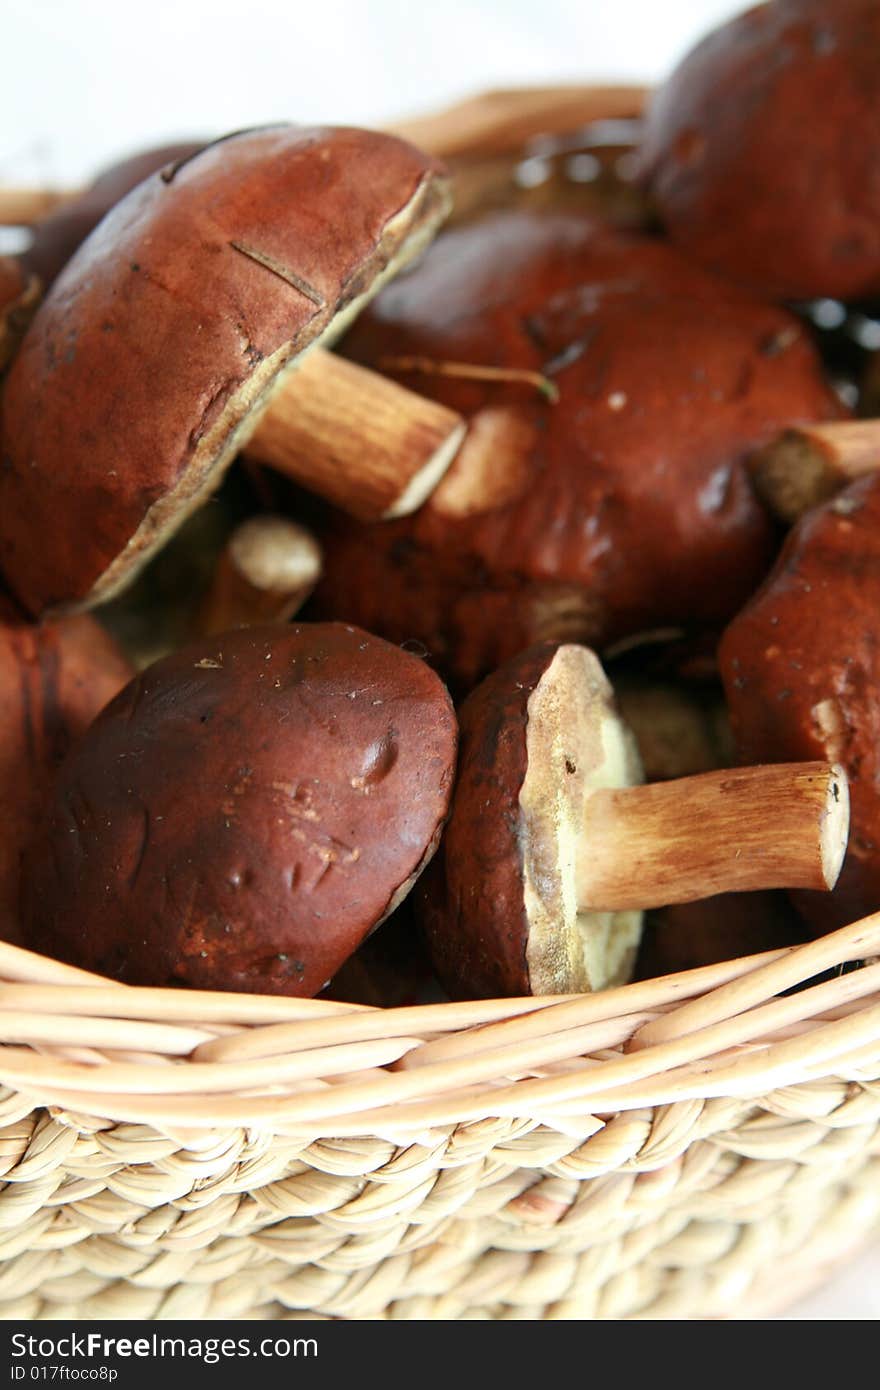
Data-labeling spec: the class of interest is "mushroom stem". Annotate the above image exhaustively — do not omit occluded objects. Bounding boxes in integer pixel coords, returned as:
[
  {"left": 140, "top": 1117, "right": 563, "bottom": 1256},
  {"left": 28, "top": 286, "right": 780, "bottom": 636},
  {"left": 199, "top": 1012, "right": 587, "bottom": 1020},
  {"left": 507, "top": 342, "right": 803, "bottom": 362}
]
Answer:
[
  {"left": 0, "top": 265, "right": 40, "bottom": 373},
  {"left": 245, "top": 348, "right": 467, "bottom": 522},
  {"left": 196, "top": 514, "right": 323, "bottom": 635},
  {"left": 577, "top": 761, "right": 849, "bottom": 911},
  {"left": 748, "top": 420, "right": 880, "bottom": 523},
  {"left": 0, "top": 87, "right": 649, "bottom": 232}
]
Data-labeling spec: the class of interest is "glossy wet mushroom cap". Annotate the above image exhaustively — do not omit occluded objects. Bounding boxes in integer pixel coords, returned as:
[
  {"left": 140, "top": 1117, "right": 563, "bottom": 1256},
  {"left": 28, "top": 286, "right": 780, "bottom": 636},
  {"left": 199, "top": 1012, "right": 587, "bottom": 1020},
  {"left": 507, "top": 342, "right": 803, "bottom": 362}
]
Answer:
[
  {"left": 637, "top": 0, "right": 880, "bottom": 301},
  {"left": 21, "top": 622, "right": 458, "bottom": 995},
  {"left": 312, "top": 209, "right": 844, "bottom": 692},
  {"left": 0, "top": 124, "right": 453, "bottom": 616}
]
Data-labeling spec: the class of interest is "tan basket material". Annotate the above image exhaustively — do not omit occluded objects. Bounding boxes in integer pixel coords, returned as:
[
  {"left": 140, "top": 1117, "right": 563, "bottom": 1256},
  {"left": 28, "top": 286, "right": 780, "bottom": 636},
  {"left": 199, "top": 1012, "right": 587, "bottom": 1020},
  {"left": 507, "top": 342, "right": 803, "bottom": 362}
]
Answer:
[
  {"left": 0, "top": 910, "right": 879, "bottom": 1319},
  {"left": 2, "top": 84, "right": 880, "bottom": 1321}
]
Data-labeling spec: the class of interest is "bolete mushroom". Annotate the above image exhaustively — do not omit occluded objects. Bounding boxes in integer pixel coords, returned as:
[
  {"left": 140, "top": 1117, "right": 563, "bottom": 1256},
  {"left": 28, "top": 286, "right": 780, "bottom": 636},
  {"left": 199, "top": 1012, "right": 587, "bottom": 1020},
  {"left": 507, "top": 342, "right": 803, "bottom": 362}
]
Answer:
[
  {"left": 309, "top": 209, "right": 844, "bottom": 692},
  {"left": 421, "top": 641, "right": 848, "bottom": 999},
  {"left": 636, "top": 0, "right": 880, "bottom": 302},
  {"left": 719, "top": 470, "right": 880, "bottom": 936},
  {"left": 0, "top": 124, "right": 464, "bottom": 618},
  {"left": 20, "top": 622, "right": 457, "bottom": 995},
  {"left": 748, "top": 417, "right": 880, "bottom": 524},
  {"left": 0, "top": 596, "right": 133, "bottom": 941}
]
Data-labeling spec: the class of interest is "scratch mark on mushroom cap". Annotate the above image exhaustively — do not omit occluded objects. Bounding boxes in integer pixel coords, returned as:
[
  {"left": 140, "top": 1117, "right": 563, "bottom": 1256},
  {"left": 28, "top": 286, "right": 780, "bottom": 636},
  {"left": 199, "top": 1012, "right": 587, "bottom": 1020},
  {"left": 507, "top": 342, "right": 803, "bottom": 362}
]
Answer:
[{"left": 21, "top": 621, "right": 457, "bottom": 996}]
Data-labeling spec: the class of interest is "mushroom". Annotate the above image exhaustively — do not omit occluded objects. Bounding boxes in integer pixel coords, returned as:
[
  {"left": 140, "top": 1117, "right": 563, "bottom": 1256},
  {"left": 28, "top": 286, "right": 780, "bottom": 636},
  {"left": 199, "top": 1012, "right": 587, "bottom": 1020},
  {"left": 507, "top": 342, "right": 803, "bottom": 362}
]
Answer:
[
  {"left": 421, "top": 641, "right": 848, "bottom": 999},
  {"left": 636, "top": 0, "right": 880, "bottom": 302},
  {"left": 20, "top": 622, "right": 457, "bottom": 995},
  {"left": 0, "top": 596, "right": 133, "bottom": 941},
  {"left": 0, "top": 124, "right": 465, "bottom": 618},
  {"left": 15, "top": 140, "right": 208, "bottom": 290},
  {"left": 392, "top": 89, "right": 652, "bottom": 231},
  {"left": 0, "top": 84, "right": 650, "bottom": 238},
  {"left": 634, "top": 891, "right": 808, "bottom": 980},
  {"left": 0, "top": 256, "right": 40, "bottom": 373},
  {"left": 195, "top": 513, "right": 323, "bottom": 636},
  {"left": 719, "top": 470, "right": 880, "bottom": 936},
  {"left": 309, "top": 208, "right": 843, "bottom": 693}
]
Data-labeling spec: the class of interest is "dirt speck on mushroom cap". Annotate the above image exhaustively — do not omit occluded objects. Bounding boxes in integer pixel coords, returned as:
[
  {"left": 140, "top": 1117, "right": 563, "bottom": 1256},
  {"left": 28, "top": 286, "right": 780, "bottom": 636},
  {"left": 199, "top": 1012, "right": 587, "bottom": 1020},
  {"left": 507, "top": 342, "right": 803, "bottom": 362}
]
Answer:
[{"left": 21, "top": 622, "right": 458, "bottom": 995}]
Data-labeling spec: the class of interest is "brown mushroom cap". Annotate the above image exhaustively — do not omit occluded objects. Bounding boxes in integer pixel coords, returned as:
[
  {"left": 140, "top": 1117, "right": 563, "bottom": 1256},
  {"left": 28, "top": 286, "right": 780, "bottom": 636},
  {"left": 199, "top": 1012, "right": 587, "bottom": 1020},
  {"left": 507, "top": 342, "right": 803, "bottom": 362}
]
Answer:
[
  {"left": 21, "top": 622, "right": 458, "bottom": 995},
  {"left": 422, "top": 642, "right": 644, "bottom": 1000},
  {"left": 719, "top": 471, "right": 880, "bottom": 935},
  {"left": 0, "top": 597, "right": 133, "bottom": 940},
  {"left": 0, "top": 125, "right": 451, "bottom": 617},
  {"left": 0, "top": 257, "right": 40, "bottom": 373},
  {"left": 637, "top": 0, "right": 880, "bottom": 302},
  {"left": 311, "top": 210, "right": 843, "bottom": 692},
  {"left": 19, "top": 140, "right": 207, "bottom": 289}
]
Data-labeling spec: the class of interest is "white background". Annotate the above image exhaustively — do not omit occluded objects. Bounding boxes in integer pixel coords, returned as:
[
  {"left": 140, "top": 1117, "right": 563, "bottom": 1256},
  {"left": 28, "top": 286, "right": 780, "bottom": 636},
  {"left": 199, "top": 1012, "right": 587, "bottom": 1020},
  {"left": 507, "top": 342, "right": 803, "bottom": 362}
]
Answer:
[
  {"left": 0, "top": 0, "right": 752, "bottom": 186},
  {"left": 2, "top": 0, "right": 879, "bottom": 1320}
]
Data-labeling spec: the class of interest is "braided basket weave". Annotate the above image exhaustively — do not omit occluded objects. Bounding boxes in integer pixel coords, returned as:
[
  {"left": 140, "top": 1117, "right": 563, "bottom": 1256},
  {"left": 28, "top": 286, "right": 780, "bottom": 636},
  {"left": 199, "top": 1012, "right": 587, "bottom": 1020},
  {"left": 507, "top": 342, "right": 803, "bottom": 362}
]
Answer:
[{"left": 3, "top": 84, "right": 880, "bottom": 1323}]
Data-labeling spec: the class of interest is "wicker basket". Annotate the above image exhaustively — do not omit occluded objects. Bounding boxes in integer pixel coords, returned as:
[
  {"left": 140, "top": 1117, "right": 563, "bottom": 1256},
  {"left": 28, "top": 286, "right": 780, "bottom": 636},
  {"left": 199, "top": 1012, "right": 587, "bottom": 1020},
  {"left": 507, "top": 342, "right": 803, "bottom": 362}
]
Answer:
[{"left": 3, "top": 84, "right": 880, "bottom": 1324}]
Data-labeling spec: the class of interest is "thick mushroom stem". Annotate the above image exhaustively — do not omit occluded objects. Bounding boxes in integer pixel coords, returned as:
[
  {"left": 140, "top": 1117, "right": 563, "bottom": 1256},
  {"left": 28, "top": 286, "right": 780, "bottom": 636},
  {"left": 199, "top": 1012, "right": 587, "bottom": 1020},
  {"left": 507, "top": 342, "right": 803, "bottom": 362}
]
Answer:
[
  {"left": 577, "top": 761, "right": 849, "bottom": 911},
  {"left": 749, "top": 421, "right": 880, "bottom": 524},
  {"left": 245, "top": 348, "right": 467, "bottom": 522},
  {"left": 196, "top": 514, "right": 323, "bottom": 635}
]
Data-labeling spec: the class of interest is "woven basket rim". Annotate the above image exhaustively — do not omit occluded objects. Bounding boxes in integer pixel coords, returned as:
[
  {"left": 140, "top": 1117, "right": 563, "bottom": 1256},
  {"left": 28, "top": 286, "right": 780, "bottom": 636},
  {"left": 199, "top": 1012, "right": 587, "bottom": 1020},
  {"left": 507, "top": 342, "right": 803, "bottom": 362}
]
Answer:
[{"left": 0, "top": 910, "right": 878, "bottom": 1141}]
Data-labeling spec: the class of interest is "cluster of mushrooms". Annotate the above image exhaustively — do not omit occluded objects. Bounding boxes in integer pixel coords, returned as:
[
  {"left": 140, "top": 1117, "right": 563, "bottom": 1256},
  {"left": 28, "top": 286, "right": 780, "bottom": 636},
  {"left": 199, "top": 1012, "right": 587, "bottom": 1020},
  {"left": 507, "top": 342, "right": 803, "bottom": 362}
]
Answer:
[{"left": 2, "top": 0, "right": 879, "bottom": 1005}]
